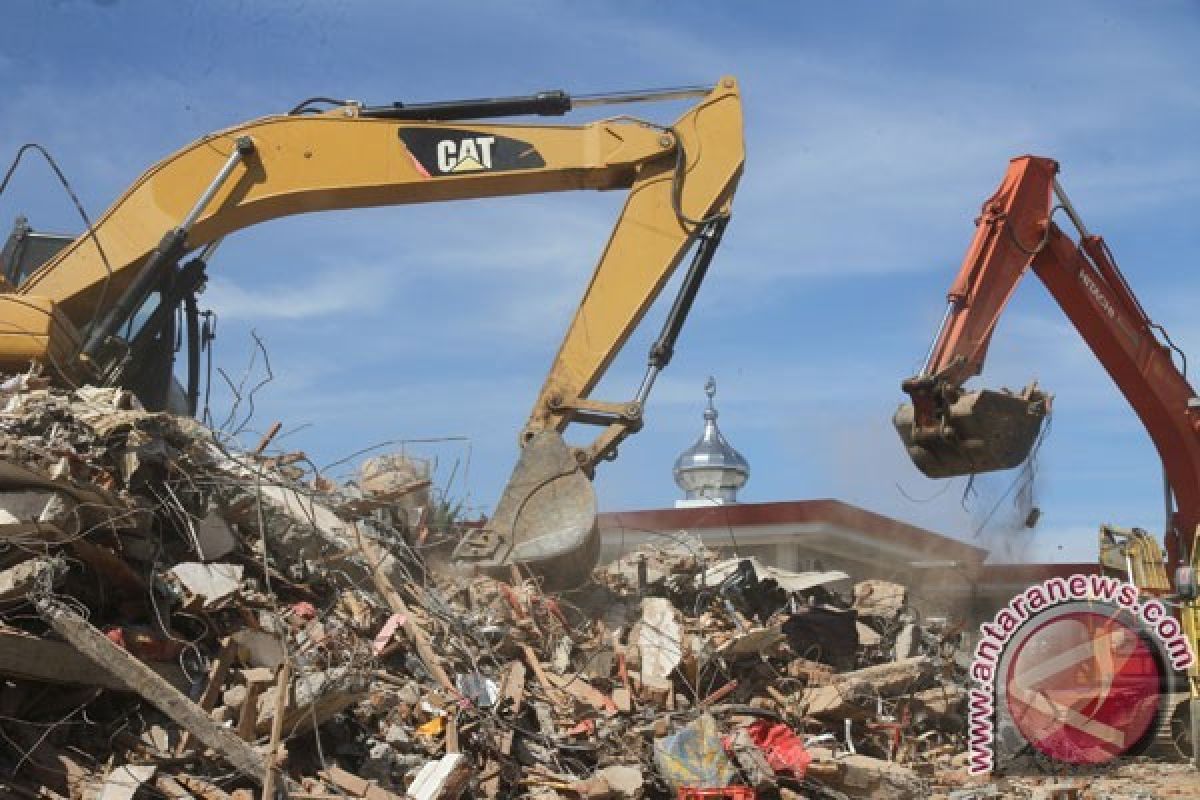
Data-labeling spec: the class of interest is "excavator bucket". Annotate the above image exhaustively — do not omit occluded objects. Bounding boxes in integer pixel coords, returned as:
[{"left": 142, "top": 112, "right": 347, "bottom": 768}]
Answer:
[
  {"left": 893, "top": 386, "right": 1050, "bottom": 479},
  {"left": 451, "top": 430, "right": 599, "bottom": 590}
]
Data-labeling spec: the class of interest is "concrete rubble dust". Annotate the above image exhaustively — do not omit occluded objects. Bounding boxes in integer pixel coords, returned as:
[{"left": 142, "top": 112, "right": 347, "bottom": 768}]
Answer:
[{"left": 0, "top": 375, "right": 1186, "bottom": 799}]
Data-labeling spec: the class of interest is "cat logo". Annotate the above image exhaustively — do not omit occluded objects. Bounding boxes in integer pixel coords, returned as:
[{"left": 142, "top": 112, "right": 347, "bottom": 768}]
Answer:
[
  {"left": 398, "top": 128, "right": 546, "bottom": 178},
  {"left": 436, "top": 136, "right": 496, "bottom": 173}
]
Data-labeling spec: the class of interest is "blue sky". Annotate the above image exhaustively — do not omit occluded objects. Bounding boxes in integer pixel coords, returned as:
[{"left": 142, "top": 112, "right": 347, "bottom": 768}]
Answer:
[{"left": 1, "top": 1, "right": 1198, "bottom": 562}]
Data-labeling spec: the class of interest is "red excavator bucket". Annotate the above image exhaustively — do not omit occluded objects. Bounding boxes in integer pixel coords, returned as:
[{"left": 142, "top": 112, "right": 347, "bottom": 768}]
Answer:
[{"left": 893, "top": 385, "right": 1050, "bottom": 479}]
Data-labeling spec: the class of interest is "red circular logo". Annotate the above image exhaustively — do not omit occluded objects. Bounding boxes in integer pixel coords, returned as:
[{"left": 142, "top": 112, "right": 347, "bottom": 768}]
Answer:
[{"left": 1004, "top": 609, "right": 1162, "bottom": 764}]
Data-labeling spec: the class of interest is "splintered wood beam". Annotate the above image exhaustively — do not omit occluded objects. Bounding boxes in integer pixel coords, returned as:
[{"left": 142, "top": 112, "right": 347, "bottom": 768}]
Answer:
[{"left": 36, "top": 598, "right": 266, "bottom": 784}]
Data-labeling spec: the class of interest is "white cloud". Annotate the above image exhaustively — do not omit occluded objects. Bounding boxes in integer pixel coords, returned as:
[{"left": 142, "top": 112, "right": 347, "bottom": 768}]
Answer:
[{"left": 203, "top": 261, "right": 397, "bottom": 320}]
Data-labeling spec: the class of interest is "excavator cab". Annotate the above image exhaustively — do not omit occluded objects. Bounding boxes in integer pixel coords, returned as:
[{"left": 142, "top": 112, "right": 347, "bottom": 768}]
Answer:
[
  {"left": 1099, "top": 524, "right": 1171, "bottom": 593},
  {"left": 0, "top": 217, "right": 74, "bottom": 288},
  {"left": 894, "top": 382, "right": 1050, "bottom": 479}
]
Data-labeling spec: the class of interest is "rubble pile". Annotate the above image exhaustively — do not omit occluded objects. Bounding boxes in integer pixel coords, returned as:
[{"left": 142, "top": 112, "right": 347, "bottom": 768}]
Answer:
[{"left": 0, "top": 376, "right": 988, "bottom": 799}]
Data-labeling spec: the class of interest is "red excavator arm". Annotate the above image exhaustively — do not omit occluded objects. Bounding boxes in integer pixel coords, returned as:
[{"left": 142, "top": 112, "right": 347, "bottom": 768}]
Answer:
[{"left": 895, "top": 155, "right": 1200, "bottom": 572}]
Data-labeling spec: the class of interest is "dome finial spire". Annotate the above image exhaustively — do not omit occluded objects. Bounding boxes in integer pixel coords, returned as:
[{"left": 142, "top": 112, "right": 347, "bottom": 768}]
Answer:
[{"left": 673, "top": 376, "right": 749, "bottom": 507}]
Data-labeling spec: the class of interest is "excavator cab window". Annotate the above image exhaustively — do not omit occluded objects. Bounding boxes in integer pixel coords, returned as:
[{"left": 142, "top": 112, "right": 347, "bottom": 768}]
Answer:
[
  {"left": 114, "top": 287, "right": 190, "bottom": 413},
  {"left": 0, "top": 217, "right": 74, "bottom": 288}
]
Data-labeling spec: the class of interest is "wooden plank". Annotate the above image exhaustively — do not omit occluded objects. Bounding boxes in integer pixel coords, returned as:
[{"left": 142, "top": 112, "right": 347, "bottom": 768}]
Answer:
[
  {"left": 320, "top": 767, "right": 406, "bottom": 800},
  {"left": 36, "top": 598, "right": 266, "bottom": 784},
  {"left": 252, "top": 422, "right": 283, "bottom": 457},
  {"left": 172, "top": 775, "right": 233, "bottom": 800},
  {"left": 353, "top": 526, "right": 456, "bottom": 694},
  {"left": 177, "top": 636, "right": 235, "bottom": 754},
  {"left": 153, "top": 774, "right": 197, "bottom": 799},
  {"left": 237, "top": 682, "right": 265, "bottom": 742},
  {"left": 262, "top": 661, "right": 293, "bottom": 799},
  {"left": 480, "top": 661, "right": 525, "bottom": 799},
  {"left": 497, "top": 662, "right": 526, "bottom": 757},
  {"left": 519, "top": 644, "right": 567, "bottom": 707},
  {"left": 546, "top": 671, "right": 617, "bottom": 715}
]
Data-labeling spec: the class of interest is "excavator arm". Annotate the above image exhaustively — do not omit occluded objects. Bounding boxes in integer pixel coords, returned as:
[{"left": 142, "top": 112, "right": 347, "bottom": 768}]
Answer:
[
  {"left": 895, "top": 156, "right": 1200, "bottom": 746},
  {"left": 0, "top": 78, "right": 745, "bottom": 587},
  {"left": 896, "top": 156, "right": 1200, "bottom": 564}
]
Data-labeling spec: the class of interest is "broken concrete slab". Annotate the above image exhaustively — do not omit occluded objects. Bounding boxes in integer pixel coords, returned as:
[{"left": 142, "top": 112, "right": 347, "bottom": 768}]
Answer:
[
  {"left": 99, "top": 764, "right": 157, "bottom": 800},
  {"left": 407, "top": 753, "right": 471, "bottom": 800},
  {"left": 230, "top": 629, "right": 286, "bottom": 670},
  {"left": 703, "top": 556, "right": 851, "bottom": 594},
  {"left": 0, "top": 556, "right": 59, "bottom": 601},
  {"left": 807, "top": 747, "right": 922, "bottom": 799},
  {"left": 193, "top": 508, "right": 238, "bottom": 561},
  {"left": 634, "top": 596, "right": 683, "bottom": 692},
  {"left": 593, "top": 765, "right": 642, "bottom": 799},
  {"left": 255, "top": 665, "right": 371, "bottom": 737},
  {"left": 716, "top": 624, "right": 785, "bottom": 658},
  {"left": 801, "top": 656, "right": 932, "bottom": 717},
  {"left": 0, "top": 628, "right": 188, "bottom": 691},
  {"left": 166, "top": 562, "right": 243, "bottom": 609},
  {"left": 853, "top": 579, "right": 908, "bottom": 620}
]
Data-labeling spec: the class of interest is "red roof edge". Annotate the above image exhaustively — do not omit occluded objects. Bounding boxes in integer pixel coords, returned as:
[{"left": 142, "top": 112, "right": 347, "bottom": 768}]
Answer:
[{"left": 597, "top": 498, "right": 988, "bottom": 564}]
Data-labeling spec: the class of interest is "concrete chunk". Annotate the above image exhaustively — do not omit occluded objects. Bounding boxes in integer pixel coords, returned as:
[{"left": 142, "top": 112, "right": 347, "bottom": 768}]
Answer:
[
  {"left": 801, "top": 656, "right": 931, "bottom": 717},
  {"left": 635, "top": 596, "right": 682, "bottom": 691},
  {"left": 807, "top": 747, "right": 921, "bottom": 799},
  {"left": 408, "top": 753, "right": 471, "bottom": 800}
]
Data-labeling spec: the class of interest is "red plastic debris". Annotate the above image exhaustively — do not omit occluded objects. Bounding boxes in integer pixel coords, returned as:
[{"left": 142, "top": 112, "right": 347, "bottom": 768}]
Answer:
[
  {"left": 745, "top": 719, "right": 811, "bottom": 779},
  {"left": 372, "top": 612, "right": 407, "bottom": 655},
  {"left": 539, "top": 596, "right": 570, "bottom": 626},
  {"left": 290, "top": 601, "right": 318, "bottom": 621},
  {"left": 566, "top": 719, "right": 597, "bottom": 737},
  {"left": 677, "top": 788, "right": 756, "bottom": 800},
  {"left": 103, "top": 626, "right": 185, "bottom": 662},
  {"left": 497, "top": 583, "right": 528, "bottom": 618}
]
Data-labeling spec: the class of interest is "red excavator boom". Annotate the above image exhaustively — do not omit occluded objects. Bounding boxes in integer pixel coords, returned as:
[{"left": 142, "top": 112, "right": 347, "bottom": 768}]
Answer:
[{"left": 895, "top": 155, "right": 1200, "bottom": 574}]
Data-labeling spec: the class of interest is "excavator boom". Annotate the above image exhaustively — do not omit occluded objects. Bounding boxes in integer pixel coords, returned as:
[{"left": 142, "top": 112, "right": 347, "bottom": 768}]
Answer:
[
  {"left": 896, "top": 156, "right": 1200, "bottom": 752},
  {"left": 896, "top": 155, "right": 1200, "bottom": 565},
  {"left": 0, "top": 78, "right": 745, "bottom": 588}
]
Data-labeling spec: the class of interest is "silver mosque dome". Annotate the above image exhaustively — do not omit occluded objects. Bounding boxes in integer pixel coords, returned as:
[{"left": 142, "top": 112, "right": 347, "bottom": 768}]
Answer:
[{"left": 673, "top": 377, "right": 749, "bottom": 505}]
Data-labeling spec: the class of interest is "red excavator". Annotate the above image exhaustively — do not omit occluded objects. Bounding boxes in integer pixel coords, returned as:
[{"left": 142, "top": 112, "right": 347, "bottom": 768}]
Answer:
[{"left": 893, "top": 155, "right": 1200, "bottom": 760}]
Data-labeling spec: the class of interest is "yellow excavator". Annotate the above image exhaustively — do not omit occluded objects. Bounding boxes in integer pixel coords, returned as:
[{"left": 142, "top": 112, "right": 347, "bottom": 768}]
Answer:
[{"left": 0, "top": 78, "right": 744, "bottom": 588}]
